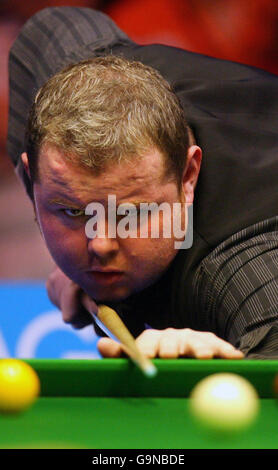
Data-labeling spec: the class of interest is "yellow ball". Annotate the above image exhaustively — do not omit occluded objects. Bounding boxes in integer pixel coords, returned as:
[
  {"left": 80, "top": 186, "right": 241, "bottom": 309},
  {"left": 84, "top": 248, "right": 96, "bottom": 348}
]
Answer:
[
  {"left": 0, "top": 359, "right": 40, "bottom": 413},
  {"left": 189, "top": 373, "right": 259, "bottom": 433}
]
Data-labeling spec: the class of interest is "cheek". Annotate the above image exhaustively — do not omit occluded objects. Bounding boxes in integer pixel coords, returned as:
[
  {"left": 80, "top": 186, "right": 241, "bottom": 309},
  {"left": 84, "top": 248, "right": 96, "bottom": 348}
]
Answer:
[
  {"left": 128, "top": 238, "right": 177, "bottom": 292},
  {"left": 38, "top": 213, "right": 88, "bottom": 269},
  {"left": 125, "top": 236, "right": 177, "bottom": 276}
]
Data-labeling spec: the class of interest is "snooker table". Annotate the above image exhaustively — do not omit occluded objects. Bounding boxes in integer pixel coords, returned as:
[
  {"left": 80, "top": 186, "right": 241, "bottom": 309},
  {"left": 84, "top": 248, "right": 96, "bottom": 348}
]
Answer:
[{"left": 1, "top": 358, "right": 278, "bottom": 450}]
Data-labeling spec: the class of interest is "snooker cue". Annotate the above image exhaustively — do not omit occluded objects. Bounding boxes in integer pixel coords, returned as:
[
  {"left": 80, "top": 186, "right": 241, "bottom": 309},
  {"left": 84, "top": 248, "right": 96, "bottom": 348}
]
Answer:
[{"left": 82, "top": 297, "right": 157, "bottom": 377}]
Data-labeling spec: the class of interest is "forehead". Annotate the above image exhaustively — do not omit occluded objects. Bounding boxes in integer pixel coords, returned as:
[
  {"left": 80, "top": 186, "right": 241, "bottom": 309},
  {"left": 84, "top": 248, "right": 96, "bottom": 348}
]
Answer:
[{"left": 37, "top": 145, "right": 172, "bottom": 201}]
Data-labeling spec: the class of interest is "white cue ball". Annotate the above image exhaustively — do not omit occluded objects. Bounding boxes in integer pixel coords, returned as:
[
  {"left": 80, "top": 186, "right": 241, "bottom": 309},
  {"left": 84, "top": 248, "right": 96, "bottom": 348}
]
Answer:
[{"left": 189, "top": 373, "right": 259, "bottom": 433}]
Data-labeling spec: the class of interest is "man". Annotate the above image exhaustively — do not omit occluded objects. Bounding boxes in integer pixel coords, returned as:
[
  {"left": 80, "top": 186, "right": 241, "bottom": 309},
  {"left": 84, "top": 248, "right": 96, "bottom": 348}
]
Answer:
[{"left": 7, "top": 7, "right": 278, "bottom": 359}]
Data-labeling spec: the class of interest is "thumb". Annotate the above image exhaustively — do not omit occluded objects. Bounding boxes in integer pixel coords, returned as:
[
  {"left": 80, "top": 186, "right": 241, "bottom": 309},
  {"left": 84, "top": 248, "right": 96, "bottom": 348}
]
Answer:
[{"left": 97, "top": 337, "right": 123, "bottom": 357}]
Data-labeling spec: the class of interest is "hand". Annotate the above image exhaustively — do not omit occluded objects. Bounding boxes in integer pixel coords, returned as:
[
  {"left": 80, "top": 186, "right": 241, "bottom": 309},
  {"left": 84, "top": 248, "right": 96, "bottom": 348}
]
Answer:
[
  {"left": 46, "top": 266, "right": 97, "bottom": 328},
  {"left": 97, "top": 328, "right": 244, "bottom": 359}
]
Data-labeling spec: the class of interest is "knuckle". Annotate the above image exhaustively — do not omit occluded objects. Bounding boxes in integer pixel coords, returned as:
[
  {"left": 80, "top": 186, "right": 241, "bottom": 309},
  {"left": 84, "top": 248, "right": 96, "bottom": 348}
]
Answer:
[
  {"left": 61, "top": 309, "right": 73, "bottom": 323},
  {"left": 197, "top": 331, "right": 217, "bottom": 342},
  {"left": 46, "top": 288, "right": 58, "bottom": 307},
  {"left": 141, "top": 328, "right": 159, "bottom": 338},
  {"left": 181, "top": 328, "right": 193, "bottom": 338},
  {"left": 205, "top": 332, "right": 217, "bottom": 340},
  {"left": 164, "top": 327, "right": 176, "bottom": 335},
  {"left": 47, "top": 270, "right": 58, "bottom": 286}
]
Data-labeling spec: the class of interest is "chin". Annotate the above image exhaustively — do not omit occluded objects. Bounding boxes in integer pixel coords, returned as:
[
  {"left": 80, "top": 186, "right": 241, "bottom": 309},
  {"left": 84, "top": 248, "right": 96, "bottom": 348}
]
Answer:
[{"left": 87, "top": 288, "right": 131, "bottom": 304}]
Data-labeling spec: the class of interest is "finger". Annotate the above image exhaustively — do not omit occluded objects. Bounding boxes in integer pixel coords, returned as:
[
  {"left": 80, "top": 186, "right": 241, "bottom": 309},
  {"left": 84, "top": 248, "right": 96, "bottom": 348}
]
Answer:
[
  {"left": 180, "top": 339, "right": 215, "bottom": 359},
  {"left": 69, "top": 310, "right": 94, "bottom": 329},
  {"left": 46, "top": 272, "right": 60, "bottom": 307},
  {"left": 182, "top": 331, "right": 244, "bottom": 359},
  {"left": 213, "top": 341, "right": 244, "bottom": 359},
  {"left": 97, "top": 337, "right": 123, "bottom": 357},
  {"left": 184, "top": 339, "right": 243, "bottom": 359},
  {"left": 158, "top": 328, "right": 180, "bottom": 358},
  {"left": 136, "top": 329, "right": 162, "bottom": 358},
  {"left": 46, "top": 267, "right": 69, "bottom": 307},
  {"left": 176, "top": 330, "right": 215, "bottom": 358},
  {"left": 61, "top": 285, "right": 93, "bottom": 329},
  {"left": 201, "top": 333, "right": 244, "bottom": 359}
]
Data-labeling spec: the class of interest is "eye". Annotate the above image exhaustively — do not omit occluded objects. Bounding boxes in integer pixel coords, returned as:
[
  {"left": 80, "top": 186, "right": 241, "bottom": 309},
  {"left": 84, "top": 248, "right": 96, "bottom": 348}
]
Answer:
[{"left": 63, "top": 208, "right": 85, "bottom": 217}]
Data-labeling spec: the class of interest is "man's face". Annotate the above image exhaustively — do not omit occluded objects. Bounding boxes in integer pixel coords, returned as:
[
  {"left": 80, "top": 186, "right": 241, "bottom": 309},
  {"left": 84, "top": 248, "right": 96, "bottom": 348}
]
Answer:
[{"left": 31, "top": 144, "right": 200, "bottom": 302}]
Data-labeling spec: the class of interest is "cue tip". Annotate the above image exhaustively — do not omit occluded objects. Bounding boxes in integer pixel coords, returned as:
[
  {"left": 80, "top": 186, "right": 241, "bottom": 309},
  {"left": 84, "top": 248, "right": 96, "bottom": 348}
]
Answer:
[{"left": 142, "top": 362, "right": 157, "bottom": 378}]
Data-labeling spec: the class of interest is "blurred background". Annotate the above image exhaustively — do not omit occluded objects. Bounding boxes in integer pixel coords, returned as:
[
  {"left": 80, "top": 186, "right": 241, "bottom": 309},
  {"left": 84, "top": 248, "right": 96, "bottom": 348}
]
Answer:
[{"left": 1, "top": 0, "right": 278, "bottom": 280}]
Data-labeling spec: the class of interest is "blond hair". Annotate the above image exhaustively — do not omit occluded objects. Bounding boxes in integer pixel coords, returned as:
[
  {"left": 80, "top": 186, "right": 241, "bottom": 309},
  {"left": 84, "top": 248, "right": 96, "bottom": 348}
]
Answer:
[{"left": 26, "top": 55, "right": 190, "bottom": 188}]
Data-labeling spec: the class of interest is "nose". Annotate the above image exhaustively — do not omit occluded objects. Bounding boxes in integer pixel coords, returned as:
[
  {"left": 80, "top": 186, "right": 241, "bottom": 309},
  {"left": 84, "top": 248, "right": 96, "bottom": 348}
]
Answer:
[
  {"left": 85, "top": 208, "right": 120, "bottom": 260},
  {"left": 87, "top": 235, "right": 119, "bottom": 260}
]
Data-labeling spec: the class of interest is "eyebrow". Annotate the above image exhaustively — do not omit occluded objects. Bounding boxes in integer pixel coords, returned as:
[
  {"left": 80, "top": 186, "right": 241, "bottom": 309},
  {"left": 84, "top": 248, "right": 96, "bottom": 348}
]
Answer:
[
  {"left": 118, "top": 201, "right": 152, "bottom": 206},
  {"left": 116, "top": 200, "right": 164, "bottom": 210},
  {"left": 48, "top": 197, "right": 164, "bottom": 210},
  {"left": 133, "top": 199, "right": 168, "bottom": 205},
  {"left": 47, "top": 197, "right": 86, "bottom": 208}
]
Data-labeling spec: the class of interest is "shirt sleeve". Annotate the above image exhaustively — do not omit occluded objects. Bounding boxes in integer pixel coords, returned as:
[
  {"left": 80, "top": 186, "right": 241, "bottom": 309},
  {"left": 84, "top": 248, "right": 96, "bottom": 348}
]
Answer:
[{"left": 192, "top": 216, "right": 278, "bottom": 358}]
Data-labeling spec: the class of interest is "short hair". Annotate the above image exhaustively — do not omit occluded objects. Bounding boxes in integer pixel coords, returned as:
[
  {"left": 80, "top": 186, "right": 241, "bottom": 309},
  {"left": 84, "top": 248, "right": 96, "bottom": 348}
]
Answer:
[{"left": 26, "top": 55, "right": 191, "bottom": 190}]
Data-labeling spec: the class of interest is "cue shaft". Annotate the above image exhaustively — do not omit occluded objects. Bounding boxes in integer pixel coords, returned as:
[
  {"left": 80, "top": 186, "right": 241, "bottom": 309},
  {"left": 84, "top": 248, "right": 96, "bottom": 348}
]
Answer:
[
  {"left": 98, "top": 304, "right": 157, "bottom": 376},
  {"left": 82, "top": 297, "right": 157, "bottom": 377}
]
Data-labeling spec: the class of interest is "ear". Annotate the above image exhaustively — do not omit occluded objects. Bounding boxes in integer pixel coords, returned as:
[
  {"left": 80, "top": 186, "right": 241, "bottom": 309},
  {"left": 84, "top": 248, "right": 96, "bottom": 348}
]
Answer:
[
  {"left": 21, "top": 152, "right": 38, "bottom": 220},
  {"left": 21, "top": 152, "right": 31, "bottom": 179},
  {"left": 181, "top": 145, "right": 202, "bottom": 204}
]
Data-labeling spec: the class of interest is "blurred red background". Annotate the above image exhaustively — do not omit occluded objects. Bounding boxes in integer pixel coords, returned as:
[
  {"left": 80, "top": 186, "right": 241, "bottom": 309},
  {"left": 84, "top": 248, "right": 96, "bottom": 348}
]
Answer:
[{"left": 1, "top": 0, "right": 278, "bottom": 278}]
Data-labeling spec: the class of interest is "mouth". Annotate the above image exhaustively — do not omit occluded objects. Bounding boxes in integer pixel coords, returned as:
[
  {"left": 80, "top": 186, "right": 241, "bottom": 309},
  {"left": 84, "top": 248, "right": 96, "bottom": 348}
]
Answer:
[{"left": 87, "top": 270, "right": 124, "bottom": 285}]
